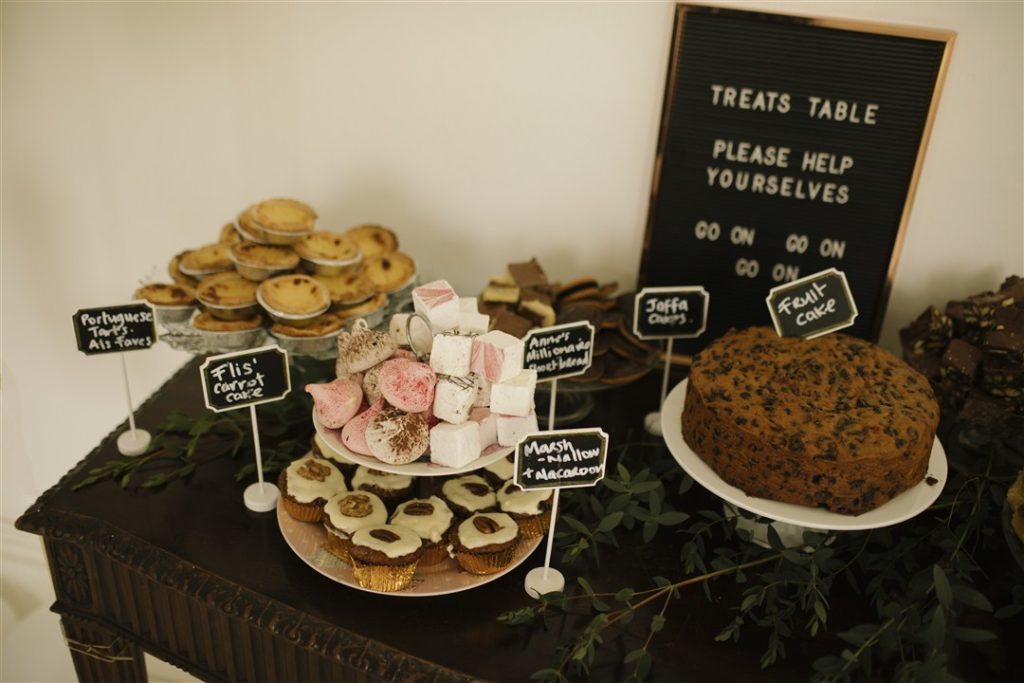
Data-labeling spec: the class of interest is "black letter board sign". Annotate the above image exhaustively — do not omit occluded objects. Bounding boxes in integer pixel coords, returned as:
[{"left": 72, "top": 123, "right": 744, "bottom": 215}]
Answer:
[
  {"left": 767, "top": 268, "right": 858, "bottom": 339},
  {"left": 633, "top": 286, "right": 709, "bottom": 340},
  {"left": 200, "top": 345, "right": 291, "bottom": 412},
  {"left": 638, "top": 5, "right": 953, "bottom": 352},
  {"left": 523, "top": 322, "right": 595, "bottom": 382},
  {"left": 514, "top": 428, "right": 609, "bottom": 491},
  {"left": 73, "top": 302, "right": 156, "bottom": 355}
]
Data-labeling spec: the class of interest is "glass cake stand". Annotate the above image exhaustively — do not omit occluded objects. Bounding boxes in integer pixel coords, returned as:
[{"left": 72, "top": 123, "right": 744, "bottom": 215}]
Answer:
[{"left": 660, "top": 379, "right": 949, "bottom": 538}]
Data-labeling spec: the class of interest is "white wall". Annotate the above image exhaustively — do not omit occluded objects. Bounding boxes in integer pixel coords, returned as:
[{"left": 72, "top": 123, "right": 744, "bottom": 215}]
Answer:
[{"left": 2, "top": 1, "right": 1021, "bottom": 520}]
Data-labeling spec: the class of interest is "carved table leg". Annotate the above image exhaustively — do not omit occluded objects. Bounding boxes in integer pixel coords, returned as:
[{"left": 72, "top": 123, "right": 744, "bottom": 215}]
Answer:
[{"left": 60, "top": 614, "right": 147, "bottom": 683}]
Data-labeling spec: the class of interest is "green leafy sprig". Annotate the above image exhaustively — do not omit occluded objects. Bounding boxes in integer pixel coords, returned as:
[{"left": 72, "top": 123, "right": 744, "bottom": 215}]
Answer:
[{"left": 499, "top": 435, "right": 1021, "bottom": 682}]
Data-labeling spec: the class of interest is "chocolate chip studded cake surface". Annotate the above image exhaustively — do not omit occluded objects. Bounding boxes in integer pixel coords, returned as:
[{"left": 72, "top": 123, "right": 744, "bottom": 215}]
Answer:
[{"left": 681, "top": 327, "right": 939, "bottom": 515}]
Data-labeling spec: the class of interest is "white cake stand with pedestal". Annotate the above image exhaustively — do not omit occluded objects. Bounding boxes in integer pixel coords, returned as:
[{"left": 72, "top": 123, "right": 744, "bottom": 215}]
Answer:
[{"left": 660, "top": 380, "right": 949, "bottom": 543}]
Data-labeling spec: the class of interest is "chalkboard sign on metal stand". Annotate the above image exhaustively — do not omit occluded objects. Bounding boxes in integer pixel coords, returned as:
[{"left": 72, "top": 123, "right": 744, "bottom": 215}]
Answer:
[
  {"left": 633, "top": 287, "right": 709, "bottom": 436},
  {"left": 516, "top": 428, "right": 609, "bottom": 599},
  {"left": 523, "top": 321, "right": 595, "bottom": 431},
  {"left": 72, "top": 302, "right": 158, "bottom": 456},
  {"left": 199, "top": 345, "right": 291, "bottom": 512},
  {"left": 519, "top": 322, "right": 597, "bottom": 597},
  {"left": 766, "top": 267, "right": 858, "bottom": 339},
  {"left": 638, "top": 5, "right": 953, "bottom": 354}
]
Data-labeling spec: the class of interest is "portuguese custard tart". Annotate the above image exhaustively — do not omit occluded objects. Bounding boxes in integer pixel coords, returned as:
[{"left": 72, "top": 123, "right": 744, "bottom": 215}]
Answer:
[
  {"left": 251, "top": 198, "right": 317, "bottom": 235},
  {"left": 133, "top": 283, "right": 196, "bottom": 307},
  {"left": 344, "top": 224, "right": 398, "bottom": 258},
  {"left": 196, "top": 271, "right": 260, "bottom": 320},
  {"left": 229, "top": 242, "right": 300, "bottom": 281},
  {"left": 314, "top": 271, "right": 377, "bottom": 305},
  {"left": 179, "top": 243, "right": 233, "bottom": 276},
  {"left": 294, "top": 232, "right": 362, "bottom": 269},
  {"left": 361, "top": 252, "right": 416, "bottom": 294},
  {"left": 258, "top": 274, "right": 331, "bottom": 325}
]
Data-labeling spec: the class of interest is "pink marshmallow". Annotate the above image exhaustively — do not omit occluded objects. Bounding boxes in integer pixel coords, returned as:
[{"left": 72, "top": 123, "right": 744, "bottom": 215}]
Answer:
[
  {"left": 412, "top": 280, "right": 460, "bottom": 332},
  {"left": 471, "top": 330, "right": 524, "bottom": 383},
  {"left": 306, "top": 379, "right": 364, "bottom": 429}
]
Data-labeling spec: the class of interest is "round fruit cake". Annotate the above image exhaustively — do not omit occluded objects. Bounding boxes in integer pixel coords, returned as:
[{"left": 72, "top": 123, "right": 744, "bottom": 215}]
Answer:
[{"left": 681, "top": 327, "right": 940, "bottom": 515}]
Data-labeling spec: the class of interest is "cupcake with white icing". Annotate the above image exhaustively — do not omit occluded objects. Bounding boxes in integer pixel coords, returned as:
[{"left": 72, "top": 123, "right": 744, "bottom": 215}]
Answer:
[
  {"left": 440, "top": 474, "right": 496, "bottom": 518},
  {"left": 390, "top": 496, "right": 455, "bottom": 566},
  {"left": 349, "top": 524, "right": 424, "bottom": 592},
  {"left": 497, "top": 480, "right": 553, "bottom": 539},
  {"left": 322, "top": 490, "right": 388, "bottom": 563},
  {"left": 278, "top": 454, "right": 347, "bottom": 523},
  {"left": 449, "top": 512, "right": 521, "bottom": 575},
  {"left": 351, "top": 466, "right": 414, "bottom": 504},
  {"left": 481, "top": 453, "right": 515, "bottom": 489}
]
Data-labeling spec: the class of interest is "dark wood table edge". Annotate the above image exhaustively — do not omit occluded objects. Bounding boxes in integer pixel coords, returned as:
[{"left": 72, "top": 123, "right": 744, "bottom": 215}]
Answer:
[{"left": 15, "top": 359, "right": 477, "bottom": 683}]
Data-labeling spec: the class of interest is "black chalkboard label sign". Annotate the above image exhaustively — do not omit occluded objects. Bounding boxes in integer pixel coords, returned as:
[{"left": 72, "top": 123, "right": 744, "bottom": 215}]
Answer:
[
  {"left": 514, "top": 428, "right": 609, "bottom": 491},
  {"left": 200, "top": 345, "right": 291, "bottom": 413},
  {"left": 766, "top": 268, "right": 858, "bottom": 339},
  {"left": 73, "top": 303, "right": 157, "bottom": 355},
  {"left": 523, "top": 322, "right": 595, "bottom": 382},
  {"left": 633, "top": 286, "right": 710, "bottom": 340},
  {"left": 638, "top": 5, "right": 953, "bottom": 352}
]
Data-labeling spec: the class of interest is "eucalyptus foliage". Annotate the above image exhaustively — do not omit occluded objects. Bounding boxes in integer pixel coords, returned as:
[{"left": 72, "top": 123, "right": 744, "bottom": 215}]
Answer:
[{"left": 498, "top": 436, "right": 1022, "bottom": 682}]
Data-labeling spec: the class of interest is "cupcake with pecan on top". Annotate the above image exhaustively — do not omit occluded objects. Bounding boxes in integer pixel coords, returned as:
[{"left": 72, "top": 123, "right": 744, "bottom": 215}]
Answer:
[
  {"left": 449, "top": 512, "right": 521, "bottom": 575},
  {"left": 278, "top": 454, "right": 346, "bottom": 523}
]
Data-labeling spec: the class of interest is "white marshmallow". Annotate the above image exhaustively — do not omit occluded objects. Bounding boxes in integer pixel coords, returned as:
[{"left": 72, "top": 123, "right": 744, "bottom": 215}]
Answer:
[
  {"left": 430, "top": 422, "right": 482, "bottom": 468},
  {"left": 389, "top": 313, "right": 434, "bottom": 352},
  {"left": 459, "top": 297, "right": 479, "bottom": 313},
  {"left": 471, "top": 372, "right": 491, "bottom": 407},
  {"left": 470, "top": 407, "right": 498, "bottom": 448},
  {"left": 458, "top": 309, "right": 490, "bottom": 335},
  {"left": 496, "top": 412, "right": 539, "bottom": 447},
  {"left": 471, "top": 330, "right": 525, "bottom": 383},
  {"left": 413, "top": 280, "right": 460, "bottom": 332},
  {"left": 433, "top": 375, "right": 477, "bottom": 424},
  {"left": 430, "top": 333, "right": 473, "bottom": 377},
  {"left": 490, "top": 369, "right": 537, "bottom": 417}
]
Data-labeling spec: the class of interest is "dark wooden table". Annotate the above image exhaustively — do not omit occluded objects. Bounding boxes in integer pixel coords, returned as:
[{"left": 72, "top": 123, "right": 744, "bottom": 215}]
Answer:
[{"left": 15, "top": 358, "right": 1019, "bottom": 682}]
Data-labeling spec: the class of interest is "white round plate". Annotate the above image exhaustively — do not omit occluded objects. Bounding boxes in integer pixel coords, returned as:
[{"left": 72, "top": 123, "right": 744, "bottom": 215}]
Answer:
[
  {"left": 277, "top": 503, "right": 542, "bottom": 596},
  {"left": 661, "top": 379, "right": 948, "bottom": 531},
  {"left": 313, "top": 409, "right": 514, "bottom": 477}
]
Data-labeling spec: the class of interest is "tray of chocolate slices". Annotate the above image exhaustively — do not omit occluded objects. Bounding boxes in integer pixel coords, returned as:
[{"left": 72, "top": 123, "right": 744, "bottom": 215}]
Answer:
[
  {"left": 473, "top": 258, "right": 681, "bottom": 391},
  {"left": 131, "top": 197, "right": 419, "bottom": 359},
  {"left": 899, "top": 275, "right": 1024, "bottom": 476},
  {"left": 284, "top": 280, "right": 554, "bottom": 593}
]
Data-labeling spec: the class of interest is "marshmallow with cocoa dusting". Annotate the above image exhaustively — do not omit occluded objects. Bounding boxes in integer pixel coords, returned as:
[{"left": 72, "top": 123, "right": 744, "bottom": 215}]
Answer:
[
  {"left": 413, "top": 280, "right": 460, "bottom": 332},
  {"left": 430, "top": 421, "right": 482, "bottom": 468},
  {"left": 306, "top": 378, "right": 364, "bottom": 428},
  {"left": 471, "top": 372, "right": 492, "bottom": 408},
  {"left": 471, "top": 330, "right": 524, "bottom": 383},
  {"left": 433, "top": 375, "right": 476, "bottom": 424}
]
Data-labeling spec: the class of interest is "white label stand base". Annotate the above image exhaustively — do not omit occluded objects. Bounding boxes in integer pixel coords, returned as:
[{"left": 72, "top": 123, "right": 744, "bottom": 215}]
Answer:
[
  {"left": 245, "top": 482, "right": 280, "bottom": 512},
  {"left": 116, "top": 353, "right": 150, "bottom": 457},
  {"left": 643, "top": 339, "right": 674, "bottom": 437},
  {"left": 117, "top": 429, "right": 152, "bottom": 457},
  {"left": 243, "top": 404, "right": 279, "bottom": 512},
  {"left": 525, "top": 379, "right": 566, "bottom": 599}
]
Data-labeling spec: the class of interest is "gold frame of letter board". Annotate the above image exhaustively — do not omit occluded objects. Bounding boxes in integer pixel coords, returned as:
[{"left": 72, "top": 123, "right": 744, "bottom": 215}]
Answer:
[{"left": 638, "top": 4, "right": 956, "bottom": 342}]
